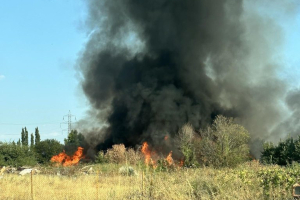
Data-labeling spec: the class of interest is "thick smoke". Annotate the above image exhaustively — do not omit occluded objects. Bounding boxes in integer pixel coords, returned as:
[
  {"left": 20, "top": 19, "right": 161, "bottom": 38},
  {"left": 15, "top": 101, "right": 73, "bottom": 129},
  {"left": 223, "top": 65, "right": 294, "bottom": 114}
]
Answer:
[{"left": 78, "top": 0, "right": 298, "bottom": 156}]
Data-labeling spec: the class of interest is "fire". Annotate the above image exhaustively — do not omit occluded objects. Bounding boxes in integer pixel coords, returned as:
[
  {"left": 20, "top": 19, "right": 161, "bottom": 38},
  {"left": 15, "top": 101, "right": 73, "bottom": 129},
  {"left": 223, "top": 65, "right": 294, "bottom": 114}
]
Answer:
[
  {"left": 141, "top": 142, "right": 184, "bottom": 169},
  {"left": 179, "top": 159, "right": 184, "bottom": 167},
  {"left": 141, "top": 142, "right": 151, "bottom": 165},
  {"left": 141, "top": 142, "right": 156, "bottom": 168},
  {"left": 51, "top": 147, "right": 84, "bottom": 166},
  {"left": 166, "top": 151, "right": 173, "bottom": 165}
]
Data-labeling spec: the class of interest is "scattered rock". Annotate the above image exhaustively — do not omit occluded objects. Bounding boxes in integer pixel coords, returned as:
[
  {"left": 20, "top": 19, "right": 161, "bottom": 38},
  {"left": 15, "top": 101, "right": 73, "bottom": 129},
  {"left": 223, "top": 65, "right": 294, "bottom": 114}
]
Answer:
[
  {"left": 81, "top": 165, "right": 93, "bottom": 170},
  {"left": 0, "top": 166, "right": 6, "bottom": 175},
  {"left": 19, "top": 169, "right": 33, "bottom": 176},
  {"left": 119, "top": 166, "right": 137, "bottom": 176},
  {"left": 88, "top": 167, "right": 94, "bottom": 174},
  {"left": 81, "top": 165, "right": 94, "bottom": 175},
  {"left": 18, "top": 166, "right": 32, "bottom": 171},
  {"left": 7, "top": 167, "right": 17, "bottom": 174}
]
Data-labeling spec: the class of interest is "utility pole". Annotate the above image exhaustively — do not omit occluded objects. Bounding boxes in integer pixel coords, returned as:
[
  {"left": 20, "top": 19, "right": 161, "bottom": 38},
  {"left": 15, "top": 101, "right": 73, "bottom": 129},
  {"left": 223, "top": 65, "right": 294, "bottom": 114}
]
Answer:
[{"left": 61, "top": 110, "right": 76, "bottom": 135}]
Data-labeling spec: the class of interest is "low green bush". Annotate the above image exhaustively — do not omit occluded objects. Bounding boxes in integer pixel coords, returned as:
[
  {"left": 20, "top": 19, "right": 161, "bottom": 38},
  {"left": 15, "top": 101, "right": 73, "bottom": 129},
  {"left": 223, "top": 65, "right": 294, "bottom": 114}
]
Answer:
[{"left": 0, "top": 143, "right": 37, "bottom": 167}]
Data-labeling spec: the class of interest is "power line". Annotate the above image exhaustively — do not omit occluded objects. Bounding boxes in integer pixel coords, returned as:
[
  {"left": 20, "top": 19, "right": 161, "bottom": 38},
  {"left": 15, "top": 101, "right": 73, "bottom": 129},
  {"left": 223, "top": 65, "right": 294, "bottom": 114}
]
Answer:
[
  {"left": 1, "top": 134, "right": 20, "bottom": 136},
  {"left": 61, "top": 110, "right": 76, "bottom": 135},
  {"left": 0, "top": 121, "right": 61, "bottom": 126}
]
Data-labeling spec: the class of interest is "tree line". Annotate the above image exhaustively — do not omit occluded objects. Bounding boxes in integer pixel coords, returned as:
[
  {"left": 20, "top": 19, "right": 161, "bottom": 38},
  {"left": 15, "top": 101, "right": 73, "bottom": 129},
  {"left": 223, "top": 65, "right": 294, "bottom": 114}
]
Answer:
[
  {"left": 12, "top": 127, "right": 41, "bottom": 147},
  {"left": 261, "top": 137, "right": 300, "bottom": 165},
  {"left": 0, "top": 128, "right": 85, "bottom": 167},
  {"left": 0, "top": 115, "right": 298, "bottom": 168}
]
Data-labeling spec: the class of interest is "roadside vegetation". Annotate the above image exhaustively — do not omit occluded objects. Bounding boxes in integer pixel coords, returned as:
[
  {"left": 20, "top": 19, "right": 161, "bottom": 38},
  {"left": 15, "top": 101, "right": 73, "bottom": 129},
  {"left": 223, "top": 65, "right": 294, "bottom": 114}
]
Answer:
[
  {"left": 1, "top": 161, "right": 300, "bottom": 199},
  {"left": 1, "top": 115, "right": 300, "bottom": 199}
]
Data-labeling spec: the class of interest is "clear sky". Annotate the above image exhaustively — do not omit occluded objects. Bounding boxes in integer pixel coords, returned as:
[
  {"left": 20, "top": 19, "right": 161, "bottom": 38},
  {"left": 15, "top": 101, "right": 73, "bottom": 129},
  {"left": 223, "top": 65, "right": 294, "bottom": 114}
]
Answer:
[
  {"left": 0, "top": 1, "right": 300, "bottom": 144},
  {"left": 0, "top": 0, "right": 89, "bottom": 143},
  {"left": 282, "top": 12, "right": 300, "bottom": 87}
]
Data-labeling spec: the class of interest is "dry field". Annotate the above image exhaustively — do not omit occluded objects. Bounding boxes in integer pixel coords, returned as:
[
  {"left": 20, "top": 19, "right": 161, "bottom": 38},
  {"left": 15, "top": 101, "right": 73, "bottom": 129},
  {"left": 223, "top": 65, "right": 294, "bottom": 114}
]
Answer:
[{"left": 0, "top": 162, "right": 295, "bottom": 200}]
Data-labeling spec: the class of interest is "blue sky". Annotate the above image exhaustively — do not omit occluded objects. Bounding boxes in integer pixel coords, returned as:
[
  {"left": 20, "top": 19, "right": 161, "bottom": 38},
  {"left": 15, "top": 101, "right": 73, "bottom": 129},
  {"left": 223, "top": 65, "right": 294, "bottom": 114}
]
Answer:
[
  {"left": 283, "top": 13, "right": 300, "bottom": 86},
  {"left": 0, "top": 0, "right": 88, "bottom": 143},
  {"left": 0, "top": 1, "right": 299, "bottom": 144}
]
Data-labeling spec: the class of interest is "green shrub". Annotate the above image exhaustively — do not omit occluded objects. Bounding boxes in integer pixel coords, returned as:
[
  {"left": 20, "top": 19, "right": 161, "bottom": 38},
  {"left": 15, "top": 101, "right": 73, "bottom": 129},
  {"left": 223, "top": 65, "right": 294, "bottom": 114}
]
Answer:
[
  {"left": 0, "top": 143, "right": 37, "bottom": 167},
  {"left": 261, "top": 137, "right": 300, "bottom": 165},
  {"left": 257, "top": 163, "right": 300, "bottom": 198},
  {"left": 176, "top": 116, "right": 250, "bottom": 168},
  {"left": 95, "top": 151, "right": 108, "bottom": 163},
  {"left": 34, "top": 139, "right": 63, "bottom": 164},
  {"left": 64, "top": 130, "right": 86, "bottom": 155},
  {"left": 197, "top": 115, "right": 250, "bottom": 167},
  {"left": 175, "top": 124, "right": 198, "bottom": 167}
]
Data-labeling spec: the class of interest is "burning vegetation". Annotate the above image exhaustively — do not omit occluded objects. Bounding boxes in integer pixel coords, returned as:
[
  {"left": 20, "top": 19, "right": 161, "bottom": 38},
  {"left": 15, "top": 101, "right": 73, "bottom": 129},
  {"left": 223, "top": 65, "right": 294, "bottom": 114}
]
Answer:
[
  {"left": 141, "top": 142, "right": 180, "bottom": 169},
  {"left": 141, "top": 142, "right": 157, "bottom": 168},
  {"left": 51, "top": 147, "right": 85, "bottom": 166}
]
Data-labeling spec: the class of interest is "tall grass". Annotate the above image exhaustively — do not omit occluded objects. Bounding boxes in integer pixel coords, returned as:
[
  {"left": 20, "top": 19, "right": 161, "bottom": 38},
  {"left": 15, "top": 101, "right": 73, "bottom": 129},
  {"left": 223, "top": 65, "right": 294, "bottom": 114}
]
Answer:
[{"left": 0, "top": 161, "right": 296, "bottom": 200}]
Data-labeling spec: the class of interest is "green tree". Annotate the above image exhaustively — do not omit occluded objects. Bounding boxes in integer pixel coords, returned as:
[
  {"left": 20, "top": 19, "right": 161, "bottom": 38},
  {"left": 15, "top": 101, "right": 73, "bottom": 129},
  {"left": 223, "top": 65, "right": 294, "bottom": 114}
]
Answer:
[
  {"left": 24, "top": 127, "right": 29, "bottom": 146},
  {"left": 64, "top": 130, "right": 85, "bottom": 146},
  {"left": 35, "top": 127, "right": 41, "bottom": 145},
  {"left": 34, "top": 139, "right": 63, "bottom": 164},
  {"left": 21, "top": 128, "right": 25, "bottom": 146},
  {"left": 17, "top": 139, "right": 21, "bottom": 146},
  {"left": 175, "top": 124, "right": 198, "bottom": 167},
  {"left": 30, "top": 133, "right": 34, "bottom": 149},
  {"left": 0, "top": 142, "right": 37, "bottom": 167},
  {"left": 21, "top": 127, "right": 29, "bottom": 146},
  {"left": 64, "top": 130, "right": 86, "bottom": 154},
  {"left": 294, "top": 137, "right": 300, "bottom": 161},
  {"left": 261, "top": 136, "right": 300, "bottom": 165},
  {"left": 261, "top": 142, "right": 276, "bottom": 164},
  {"left": 197, "top": 115, "right": 250, "bottom": 167}
]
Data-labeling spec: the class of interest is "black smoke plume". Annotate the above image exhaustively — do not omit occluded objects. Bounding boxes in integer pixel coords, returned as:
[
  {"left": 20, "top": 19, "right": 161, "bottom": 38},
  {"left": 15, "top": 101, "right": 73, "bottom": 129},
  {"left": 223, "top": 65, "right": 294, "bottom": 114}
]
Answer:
[{"left": 78, "top": 0, "right": 298, "bottom": 156}]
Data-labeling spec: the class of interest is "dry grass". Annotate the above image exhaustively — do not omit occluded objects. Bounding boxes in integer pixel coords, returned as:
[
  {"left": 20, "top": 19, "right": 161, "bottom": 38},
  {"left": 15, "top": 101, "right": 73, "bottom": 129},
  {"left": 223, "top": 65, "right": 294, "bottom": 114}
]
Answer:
[
  {"left": 105, "top": 144, "right": 127, "bottom": 164},
  {"left": 0, "top": 161, "right": 294, "bottom": 200},
  {"left": 104, "top": 144, "right": 142, "bottom": 165}
]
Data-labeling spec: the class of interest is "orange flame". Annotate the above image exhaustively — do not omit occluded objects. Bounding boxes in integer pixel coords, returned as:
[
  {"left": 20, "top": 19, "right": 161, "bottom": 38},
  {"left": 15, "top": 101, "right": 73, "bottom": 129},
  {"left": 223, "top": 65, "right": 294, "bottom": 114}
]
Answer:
[
  {"left": 179, "top": 159, "right": 184, "bottom": 167},
  {"left": 166, "top": 151, "right": 174, "bottom": 166},
  {"left": 141, "top": 142, "right": 151, "bottom": 165},
  {"left": 141, "top": 142, "right": 157, "bottom": 168},
  {"left": 51, "top": 147, "right": 84, "bottom": 166},
  {"left": 141, "top": 142, "right": 185, "bottom": 169}
]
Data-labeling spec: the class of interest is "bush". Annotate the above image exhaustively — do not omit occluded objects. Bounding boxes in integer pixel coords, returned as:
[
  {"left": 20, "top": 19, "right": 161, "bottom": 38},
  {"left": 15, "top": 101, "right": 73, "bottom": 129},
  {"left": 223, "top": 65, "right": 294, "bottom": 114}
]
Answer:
[
  {"left": 0, "top": 143, "right": 37, "bottom": 167},
  {"left": 95, "top": 145, "right": 142, "bottom": 164},
  {"left": 64, "top": 130, "right": 86, "bottom": 155},
  {"left": 105, "top": 144, "right": 126, "bottom": 163},
  {"left": 34, "top": 139, "right": 63, "bottom": 164},
  {"left": 125, "top": 148, "right": 142, "bottom": 165},
  {"left": 257, "top": 163, "right": 300, "bottom": 198},
  {"left": 95, "top": 151, "right": 108, "bottom": 163},
  {"left": 175, "top": 124, "right": 198, "bottom": 167},
  {"left": 261, "top": 137, "right": 300, "bottom": 165},
  {"left": 197, "top": 115, "right": 250, "bottom": 167},
  {"left": 176, "top": 116, "right": 250, "bottom": 168}
]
